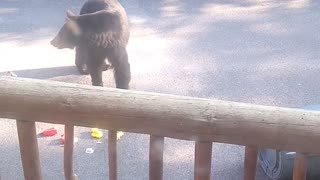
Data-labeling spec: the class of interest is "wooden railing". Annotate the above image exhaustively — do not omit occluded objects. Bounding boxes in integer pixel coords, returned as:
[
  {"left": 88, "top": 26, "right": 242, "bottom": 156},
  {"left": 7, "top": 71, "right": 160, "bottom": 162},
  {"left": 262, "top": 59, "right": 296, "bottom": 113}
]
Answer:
[{"left": 0, "top": 77, "right": 320, "bottom": 180}]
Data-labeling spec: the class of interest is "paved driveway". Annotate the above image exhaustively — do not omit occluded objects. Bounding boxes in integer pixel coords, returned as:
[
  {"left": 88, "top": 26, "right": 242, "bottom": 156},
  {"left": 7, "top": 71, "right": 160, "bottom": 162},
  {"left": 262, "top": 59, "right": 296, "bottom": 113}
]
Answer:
[{"left": 0, "top": 0, "right": 319, "bottom": 179}]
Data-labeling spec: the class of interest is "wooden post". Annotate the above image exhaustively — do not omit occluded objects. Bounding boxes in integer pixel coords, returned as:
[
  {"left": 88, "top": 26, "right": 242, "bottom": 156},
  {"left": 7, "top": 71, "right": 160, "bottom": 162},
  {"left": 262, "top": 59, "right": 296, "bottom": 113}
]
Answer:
[
  {"left": 16, "top": 120, "right": 42, "bottom": 180},
  {"left": 243, "top": 146, "right": 258, "bottom": 180},
  {"left": 108, "top": 130, "right": 117, "bottom": 180},
  {"left": 64, "top": 125, "right": 77, "bottom": 180},
  {"left": 293, "top": 153, "right": 307, "bottom": 180},
  {"left": 149, "top": 135, "right": 164, "bottom": 180},
  {"left": 194, "top": 142, "right": 212, "bottom": 180}
]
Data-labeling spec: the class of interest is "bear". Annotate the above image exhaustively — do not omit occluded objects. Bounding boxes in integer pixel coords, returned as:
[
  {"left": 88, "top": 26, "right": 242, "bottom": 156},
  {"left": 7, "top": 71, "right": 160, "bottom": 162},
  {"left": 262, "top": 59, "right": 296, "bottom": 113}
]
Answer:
[{"left": 51, "top": 0, "right": 131, "bottom": 89}]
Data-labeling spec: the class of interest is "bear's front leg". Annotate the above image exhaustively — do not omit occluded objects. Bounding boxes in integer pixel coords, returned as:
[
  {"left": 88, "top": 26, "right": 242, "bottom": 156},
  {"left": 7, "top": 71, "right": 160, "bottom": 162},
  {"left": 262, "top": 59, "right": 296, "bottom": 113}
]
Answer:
[
  {"left": 75, "top": 45, "right": 90, "bottom": 75},
  {"left": 76, "top": 45, "right": 111, "bottom": 75}
]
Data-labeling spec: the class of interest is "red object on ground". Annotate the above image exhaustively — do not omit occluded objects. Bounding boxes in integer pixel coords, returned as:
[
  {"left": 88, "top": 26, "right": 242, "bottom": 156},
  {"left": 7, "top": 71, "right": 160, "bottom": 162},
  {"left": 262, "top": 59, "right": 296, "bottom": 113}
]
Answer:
[
  {"left": 60, "top": 134, "right": 65, "bottom": 144},
  {"left": 41, "top": 128, "right": 57, "bottom": 137}
]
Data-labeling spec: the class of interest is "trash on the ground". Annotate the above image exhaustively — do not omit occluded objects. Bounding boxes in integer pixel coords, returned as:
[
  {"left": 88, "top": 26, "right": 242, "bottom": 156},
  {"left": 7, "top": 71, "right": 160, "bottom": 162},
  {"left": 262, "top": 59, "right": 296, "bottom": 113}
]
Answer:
[
  {"left": 59, "top": 144, "right": 64, "bottom": 147},
  {"left": 91, "top": 128, "right": 103, "bottom": 139},
  {"left": 5, "top": 71, "right": 17, "bottom": 77},
  {"left": 117, "top": 131, "right": 124, "bottom": 140},
  {"left": 41, "top": 127, "right": 57, "bottom": 137},
  {"left": 85, "top": 148, "right": 94, "bottom": 154},
  {"left": 59, "top": 135, "right": 79, "bottom": 144},
  {"left": 90, "top": 129, "right": 123, "bottom": 140},
  {"left": 96, "top": 141, "right": 102, "bottom": 144},
  {"left": 74, "top": 137, "right": 79, "bottom": 143},
  {"left": 60, "top": 135, "right": 65, "bottom": 143}
]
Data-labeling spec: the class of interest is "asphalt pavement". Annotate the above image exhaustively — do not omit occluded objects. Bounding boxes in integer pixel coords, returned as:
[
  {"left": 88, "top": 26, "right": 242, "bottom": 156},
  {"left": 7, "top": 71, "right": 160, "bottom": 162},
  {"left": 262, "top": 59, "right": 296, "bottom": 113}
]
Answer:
[{"left": 0, "top": 0, "right": 320, "bottom": 179}]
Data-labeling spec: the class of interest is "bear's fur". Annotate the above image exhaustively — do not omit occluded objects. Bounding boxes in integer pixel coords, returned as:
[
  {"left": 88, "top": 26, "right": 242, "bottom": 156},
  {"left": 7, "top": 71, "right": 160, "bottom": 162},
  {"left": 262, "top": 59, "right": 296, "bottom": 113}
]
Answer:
[{"left": 51, "top": 0, "right": 130, "bottom": 89}]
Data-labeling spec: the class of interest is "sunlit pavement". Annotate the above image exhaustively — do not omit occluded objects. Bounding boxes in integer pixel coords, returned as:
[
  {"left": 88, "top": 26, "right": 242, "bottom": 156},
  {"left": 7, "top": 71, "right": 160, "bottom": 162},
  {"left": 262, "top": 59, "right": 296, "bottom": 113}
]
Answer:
[{"left": 0, "top": 0, "right": 319, "bottom": 179}]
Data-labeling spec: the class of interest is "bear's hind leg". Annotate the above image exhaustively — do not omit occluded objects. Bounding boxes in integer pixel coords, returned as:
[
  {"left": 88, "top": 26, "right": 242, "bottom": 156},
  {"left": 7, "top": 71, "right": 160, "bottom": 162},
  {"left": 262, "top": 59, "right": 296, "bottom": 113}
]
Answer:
[{"left": 108, "top": 47, "right": 131, "bottom": 89}]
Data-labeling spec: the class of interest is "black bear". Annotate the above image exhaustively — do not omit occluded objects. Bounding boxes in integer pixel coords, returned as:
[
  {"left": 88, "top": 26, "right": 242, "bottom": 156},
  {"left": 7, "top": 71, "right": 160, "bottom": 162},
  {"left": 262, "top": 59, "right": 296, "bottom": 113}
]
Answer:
[{"left": 51, "top": 0, "right": 130, "bottom": 89}]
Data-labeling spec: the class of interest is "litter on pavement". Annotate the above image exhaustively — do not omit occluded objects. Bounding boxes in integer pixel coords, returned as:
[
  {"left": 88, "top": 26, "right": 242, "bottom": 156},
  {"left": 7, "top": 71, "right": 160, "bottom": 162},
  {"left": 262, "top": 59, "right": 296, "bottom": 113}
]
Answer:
[
  {"left": 41, "top": 127, "right": 57, "bottom": 137},
  {"left": 117, "top": 131, "right": 124, "bottom": 140},
  {"left": 85, "top": 148, "right": 94, "bottom": 154},
  {"left": 91, "top": 128, "right": 103, "bottom": 139},
  {"left": 59, "top": 135, "right": 78, "bottom": 144}
]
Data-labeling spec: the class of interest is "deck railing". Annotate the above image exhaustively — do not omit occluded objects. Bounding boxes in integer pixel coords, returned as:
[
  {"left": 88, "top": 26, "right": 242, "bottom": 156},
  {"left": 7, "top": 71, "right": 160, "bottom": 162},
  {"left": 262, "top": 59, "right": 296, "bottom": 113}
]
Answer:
[{"left": 0, "top": 77, "right": 319, "bottom": 180}]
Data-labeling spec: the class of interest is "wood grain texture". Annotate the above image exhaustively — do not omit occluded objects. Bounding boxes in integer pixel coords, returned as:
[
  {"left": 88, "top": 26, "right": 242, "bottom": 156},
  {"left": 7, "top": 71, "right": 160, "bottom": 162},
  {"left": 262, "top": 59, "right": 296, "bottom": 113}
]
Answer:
[
  {"left": 243, "top": 147, "right": 258, "bottom": 180},
  {"left": 108, "top": 130, "right": 117, "bottom": 180},
  {"left": 194, "top": 142, "right": 212, "bottom": 180},
  {"left": 16, "top": 120, "right": 42, "bottom": 180},
  {"left": 64, "top": 125, "right": 76, "bottom": 180},
  {"left": 149, "top": 135, "right": 164, "bottom": 180},
  {"left": 293, "top": 153, "right": 307, "bottom": 180},
  {"left": 1, "top": 77, "right": 320, "bottom": 154}
]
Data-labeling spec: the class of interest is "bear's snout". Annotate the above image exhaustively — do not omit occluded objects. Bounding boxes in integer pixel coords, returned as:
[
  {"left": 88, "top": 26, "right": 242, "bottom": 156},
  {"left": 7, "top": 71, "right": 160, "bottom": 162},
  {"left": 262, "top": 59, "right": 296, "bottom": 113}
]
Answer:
[
  {"left": 50, "top": 38, "right": 58, "bottom": 47},
  {"left": 50, "top": 37, "right": 64, "bottom": 49}
]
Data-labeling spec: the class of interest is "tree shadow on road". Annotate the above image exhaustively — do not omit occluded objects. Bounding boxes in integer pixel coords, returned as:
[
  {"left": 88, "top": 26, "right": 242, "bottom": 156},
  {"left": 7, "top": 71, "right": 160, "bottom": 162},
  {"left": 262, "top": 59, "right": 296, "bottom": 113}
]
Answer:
[{"left": 124, "top": 0, "right": 320, "bottom": 108}]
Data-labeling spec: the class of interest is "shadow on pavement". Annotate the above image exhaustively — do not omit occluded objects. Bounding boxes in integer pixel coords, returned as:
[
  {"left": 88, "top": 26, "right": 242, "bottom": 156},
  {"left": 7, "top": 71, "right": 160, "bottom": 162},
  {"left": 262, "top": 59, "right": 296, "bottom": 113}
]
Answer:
[{"left": 0, "top": 66, "right": 81, "bottom": 79}]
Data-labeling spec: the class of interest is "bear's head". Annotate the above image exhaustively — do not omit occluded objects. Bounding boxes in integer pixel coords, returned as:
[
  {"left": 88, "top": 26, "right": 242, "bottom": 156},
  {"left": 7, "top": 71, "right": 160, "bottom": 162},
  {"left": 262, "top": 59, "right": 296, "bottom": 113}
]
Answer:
[{"left": 51, "top": 10, "right": 81, "bottom": 49}]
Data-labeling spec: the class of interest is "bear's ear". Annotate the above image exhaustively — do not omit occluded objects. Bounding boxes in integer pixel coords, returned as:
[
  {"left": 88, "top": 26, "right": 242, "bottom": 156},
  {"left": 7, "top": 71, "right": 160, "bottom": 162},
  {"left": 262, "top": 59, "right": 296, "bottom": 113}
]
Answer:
[
  {"left": 66, "top": 9, "right": 76, "bottom": 20},
  {"left": 66, "top": 19, "right": 81, "bottom": 36}
]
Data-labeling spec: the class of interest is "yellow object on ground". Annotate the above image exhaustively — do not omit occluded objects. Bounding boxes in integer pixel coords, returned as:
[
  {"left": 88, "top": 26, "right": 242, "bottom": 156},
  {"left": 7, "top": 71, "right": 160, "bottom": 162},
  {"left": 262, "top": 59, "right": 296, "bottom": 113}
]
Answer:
[
  {"left": 91, "top": 128, "right": 124, "bottom": 140},
  {"left": 91, "top": 128, "right": 103, "bottom": 139},
  {"left": 117, "top": 131, "right": 124, "bottom": 140}
]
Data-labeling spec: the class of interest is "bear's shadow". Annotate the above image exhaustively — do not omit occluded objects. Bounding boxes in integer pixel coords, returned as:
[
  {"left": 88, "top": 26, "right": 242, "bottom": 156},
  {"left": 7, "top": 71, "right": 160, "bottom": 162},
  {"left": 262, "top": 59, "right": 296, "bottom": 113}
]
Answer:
[{"left": 1, "top": 66, "right": 81, "bottom": 79}]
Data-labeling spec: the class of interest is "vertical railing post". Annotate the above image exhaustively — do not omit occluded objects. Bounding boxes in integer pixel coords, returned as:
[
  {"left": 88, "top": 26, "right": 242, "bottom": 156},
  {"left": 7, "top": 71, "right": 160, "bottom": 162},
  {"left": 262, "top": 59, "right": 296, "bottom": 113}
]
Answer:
[
  {"left": 108, "top": 130, "right": 118, "bottom": 180},
  {"left": 293, "top": 153, "right": 307, "bottom": 180},
  {"left": 149, "top": 135, "right": 164, "bottom": 180},
  {"left": 16, "top": 120, "right": 42, "bottom": 180},
  {"left": 64, "top": 124, "right": 77, "bottom": 180},
  {"left": 243, "top": 146, "right": 258, "bottom": 180},
  {"left": 194, "top": 142, "right": 212, "bottom": 180}
]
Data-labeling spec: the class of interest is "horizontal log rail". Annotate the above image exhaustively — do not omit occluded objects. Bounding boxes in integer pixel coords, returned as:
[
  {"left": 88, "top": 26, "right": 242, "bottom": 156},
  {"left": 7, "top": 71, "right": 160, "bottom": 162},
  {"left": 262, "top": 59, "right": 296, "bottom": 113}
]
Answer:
[
  {"left": 1, "top": 77, "right": 320, "bottom": 180},
  {"left": 1, "top": 77, "right": 320, "bottom": 153}
]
